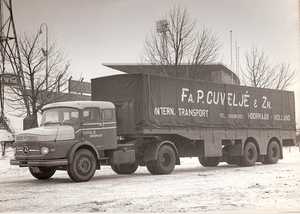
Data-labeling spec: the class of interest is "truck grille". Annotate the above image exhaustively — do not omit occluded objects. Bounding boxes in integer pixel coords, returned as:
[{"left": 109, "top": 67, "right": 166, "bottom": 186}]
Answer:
[{"left": 16, "top": 145, "right": 41, "bottom": 157}]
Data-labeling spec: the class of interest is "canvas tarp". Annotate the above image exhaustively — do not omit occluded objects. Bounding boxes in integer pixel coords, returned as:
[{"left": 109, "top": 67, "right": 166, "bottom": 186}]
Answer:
[{"left": 92, "top": 74, "right": 295, "bottom": 130}]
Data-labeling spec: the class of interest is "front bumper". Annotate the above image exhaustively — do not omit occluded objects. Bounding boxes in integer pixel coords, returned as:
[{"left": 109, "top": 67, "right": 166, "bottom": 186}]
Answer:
[{"left": 10, "top": 159, "right": 68, "bottom": 167}]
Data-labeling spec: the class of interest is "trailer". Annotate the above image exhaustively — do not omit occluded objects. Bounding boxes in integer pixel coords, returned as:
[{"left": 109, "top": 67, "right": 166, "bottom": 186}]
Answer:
[{"left": 10, "top": 73, "right": 296, "bottom": 182}]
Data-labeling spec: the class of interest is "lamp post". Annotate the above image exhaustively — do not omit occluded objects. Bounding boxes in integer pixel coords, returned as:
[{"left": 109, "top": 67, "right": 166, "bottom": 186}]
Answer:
[{"left": 39, "top": 23, "right": 48, "bottom": 89}]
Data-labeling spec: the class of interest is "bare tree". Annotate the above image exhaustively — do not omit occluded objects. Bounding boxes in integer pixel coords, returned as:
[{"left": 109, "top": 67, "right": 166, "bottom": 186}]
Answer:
[
  {"left": 4, "top": 32, "right": 71, "bottom": 128},
  {"left": 241, "top": 46, "right": 297, "bottom": 90},
  {"left": 140, "top": 5, "right": 222, "bottom": 78}
]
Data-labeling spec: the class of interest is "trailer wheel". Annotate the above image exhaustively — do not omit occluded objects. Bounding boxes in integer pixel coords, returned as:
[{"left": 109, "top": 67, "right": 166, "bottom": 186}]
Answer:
[
  {"left": 147, "top": 145, "right": 176, "bottom": 175},
  {"left": 263, "top": 141, "right": 280, "bottom": 164},
  {"left": 67, "top": 149, "right": 96, "bottom": 182},
  {"left": 29, "top": 166, "right": 56, "bottom": 180},
  {"left": 111, "top": 163, "right": 138, "bottom": 174},
  {"left": 240, "top": 142, "right": 257, "bottom": 166},
  {"left": 198, "top": 157, "right": 220, "bottom": 167}
]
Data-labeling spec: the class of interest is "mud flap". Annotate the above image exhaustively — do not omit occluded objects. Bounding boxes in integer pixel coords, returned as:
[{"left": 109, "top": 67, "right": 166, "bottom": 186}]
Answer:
[
  {"left": 283, "top": 139, "right": 295, "bottom": 147},
  {"left": 143, "top": 144, "right": 159, "bottom": 163}
]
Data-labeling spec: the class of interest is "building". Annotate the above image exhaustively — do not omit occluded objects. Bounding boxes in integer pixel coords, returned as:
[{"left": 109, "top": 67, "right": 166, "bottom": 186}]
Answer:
[{"left": 103, "top": 63, "right": 240, "bottom": 85}]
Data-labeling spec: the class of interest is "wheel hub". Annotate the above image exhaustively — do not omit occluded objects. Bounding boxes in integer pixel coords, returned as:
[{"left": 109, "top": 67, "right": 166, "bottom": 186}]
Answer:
[
  {"left": 162, "top": 153, "right": 171, "bottom": 167},
  {"left": 271, "top": 147, "right": 278, "bottom": 158},
  {"left": 247, "top": 149, "right": 254, "bottom": 160},
  {"left": 77, "top": 157, "right": 91, "bottom": 174}
]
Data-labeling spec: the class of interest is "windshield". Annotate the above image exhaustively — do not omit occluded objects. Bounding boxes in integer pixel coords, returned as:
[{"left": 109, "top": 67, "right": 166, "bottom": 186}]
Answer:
[{"left": 41, "top": 107, "right": 79, "bottom": 126}]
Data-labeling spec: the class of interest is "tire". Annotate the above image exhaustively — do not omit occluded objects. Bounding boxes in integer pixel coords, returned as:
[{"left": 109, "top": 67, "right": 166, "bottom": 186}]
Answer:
[
  {"left": 67, "top": 149, "right": 96, "bottom": 182},
  {"left": 1, "top": 142, "right": 5, "bottom": 156},
  {"left": 226, "top": 156, "right": 235, "bottom": 165},
  {"left": 29, "top": 166, "right": 56, "bottom": 180},
  {"left": 146, "top": 145, "right": 176, "bottom": 175},
  {"left": 111, "top": 163, "right": 138, "bottom": 174},
  {"left": 263, "top": 141, "right": 280, "bottom": 164},
  {"left": 198, "top": 157, "right": 220, "bottom": 167},
  {"left": 111, "top": 164, "right": 122, "bottom": 174},
  {"left": 232, "top": 156, "right": 245, "bottom": 166},
  {"left": 198, "top": 157, "right": 208, "bottom": 166},
  {"left": 146, "top": 162, "right": 159, "bottom": 175},
  {"left": 240, "top": 142, "right": 257, "bottom": 166}
]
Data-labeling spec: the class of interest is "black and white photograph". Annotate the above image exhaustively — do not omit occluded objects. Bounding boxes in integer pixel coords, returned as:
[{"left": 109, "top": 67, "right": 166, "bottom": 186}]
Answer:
[{"left": 0, "top": 0, "right": 299, "bottom": 213}]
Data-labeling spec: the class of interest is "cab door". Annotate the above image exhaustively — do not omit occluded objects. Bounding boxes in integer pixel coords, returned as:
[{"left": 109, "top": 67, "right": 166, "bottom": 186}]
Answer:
[
  {"left": 100, "top": 108, "right": 117, "bottom": 149},
  {"left": 82, "top": 107, "right": 117, "bottom": 150},
  {"left": 82, "top": 107, "right": 104, "bottom": 150}
]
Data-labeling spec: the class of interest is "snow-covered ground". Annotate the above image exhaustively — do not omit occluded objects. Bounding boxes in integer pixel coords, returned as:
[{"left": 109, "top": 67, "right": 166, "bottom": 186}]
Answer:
[{"left": 0, "top": 147, "right": 299, "bottom": 213}]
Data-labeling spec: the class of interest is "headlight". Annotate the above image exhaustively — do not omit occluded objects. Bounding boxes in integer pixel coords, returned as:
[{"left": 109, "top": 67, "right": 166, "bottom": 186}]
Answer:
[
  {"left": 40, "top": 147, "right": 50, "bottom": 155},
  {"left": 13, "top": 147, "right": 17, "bottom": 155}
]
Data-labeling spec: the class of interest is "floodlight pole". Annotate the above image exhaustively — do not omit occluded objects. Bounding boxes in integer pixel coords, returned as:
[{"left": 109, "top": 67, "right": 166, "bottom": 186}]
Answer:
[
  {"left": 156, "top": 19, "right": 169, "bottom": 62},
  {"left": 39, "top": 23, "right": 49, "bottom": 89}
]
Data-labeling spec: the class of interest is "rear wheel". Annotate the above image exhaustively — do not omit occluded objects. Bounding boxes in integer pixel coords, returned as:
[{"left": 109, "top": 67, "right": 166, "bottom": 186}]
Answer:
[
  {"left": 146, "top": 162, "right": 159, "bottom": 175},
  {"left": 263, "top": 141, "right": 280, "bottom": 164},
  {"left": 67, "top": 149, "right": 96, "bottom": 182},
  {"left": 111, "top": 164, "right": 121, "bottom": 174},
  {"left": 147, "top": 145, "right": 176, "bottom": 175},
  {"left": 111, "top": 163, "right": 138, "bottom": 174},
  {"left": 226, "top": 156, "right": 235, "bottom": 165},
  {"left": 199, "top": 157, "right": 220, "bottom": 167},
  {"left": 232, "top": 156, "right": 245, "bottom": 166},
  {"left": 29, "top": 166, "right": 56, "bottom": 180},
  {"left": 240, "top": 142, "right": 257, "bottom": 166}
]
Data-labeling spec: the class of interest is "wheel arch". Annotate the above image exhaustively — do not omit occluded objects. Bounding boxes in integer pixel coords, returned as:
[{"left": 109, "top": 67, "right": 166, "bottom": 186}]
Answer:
[
  {"left": 67, "top": 141, "right": 100, "bottom": 168},
  {"left": 244, "top": 137, "right": 260, "bottom": 155}
]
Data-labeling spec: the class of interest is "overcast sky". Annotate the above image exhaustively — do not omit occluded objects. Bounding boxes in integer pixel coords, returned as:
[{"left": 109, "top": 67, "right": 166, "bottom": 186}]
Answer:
[{"left": 9, "top": 0, "right": 300, "bottom": 122}]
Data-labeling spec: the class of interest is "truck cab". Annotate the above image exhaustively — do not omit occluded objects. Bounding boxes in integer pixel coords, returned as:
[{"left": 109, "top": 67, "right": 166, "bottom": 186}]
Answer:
[{"left": 10, "top": 101, "right": 119, "bottom": 182}]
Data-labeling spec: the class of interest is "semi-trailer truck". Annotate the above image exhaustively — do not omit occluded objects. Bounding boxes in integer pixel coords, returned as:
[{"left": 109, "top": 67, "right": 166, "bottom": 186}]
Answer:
[{"left": 10, "top": 73, "right": 296, "bottom": 182}]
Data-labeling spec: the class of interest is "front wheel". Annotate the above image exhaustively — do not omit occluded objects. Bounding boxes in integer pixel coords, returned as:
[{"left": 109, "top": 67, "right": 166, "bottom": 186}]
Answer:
[
  {"left": 29, "top": 166, "right": 56, "bottom": 180},
  {"left": 147, "top": 145, "right": 176, "bottom": 175},
  {"left": 67, "top": 149, "right": 97, "bottom": 182}
]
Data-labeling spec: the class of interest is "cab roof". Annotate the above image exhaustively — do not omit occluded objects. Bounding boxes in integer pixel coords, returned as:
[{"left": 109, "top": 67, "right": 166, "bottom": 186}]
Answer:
[{"left": 42, "top": 101, "right": 115, "bottom": 110}]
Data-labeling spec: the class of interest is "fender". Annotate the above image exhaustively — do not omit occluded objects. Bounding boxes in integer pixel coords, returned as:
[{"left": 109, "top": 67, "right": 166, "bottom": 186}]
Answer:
[
  {"left": 67, "top": 141, "right": 100, "bottom": 165},
  {"left": 143, "top": 140, "right": 180, "bottom": 165}
]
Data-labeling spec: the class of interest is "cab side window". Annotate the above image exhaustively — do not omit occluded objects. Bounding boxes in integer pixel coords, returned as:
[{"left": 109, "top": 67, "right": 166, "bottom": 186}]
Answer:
[
  {"left": 83, "top": 107, "right": 100, "bottom": 123},
  {"left": 101, "top": 109, "right": 115, "bottom": 122}
]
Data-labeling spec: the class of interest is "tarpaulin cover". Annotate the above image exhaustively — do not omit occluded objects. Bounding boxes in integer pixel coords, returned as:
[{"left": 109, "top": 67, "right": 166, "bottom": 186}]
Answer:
[{"left": 92, "top": 74, "right": 295, "bottom": 130}]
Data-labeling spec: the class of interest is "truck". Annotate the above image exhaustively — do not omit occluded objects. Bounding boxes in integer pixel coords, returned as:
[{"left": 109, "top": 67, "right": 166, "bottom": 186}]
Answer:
[{"left": 10, "top": 73, "right": 296, "bottom": 182}]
